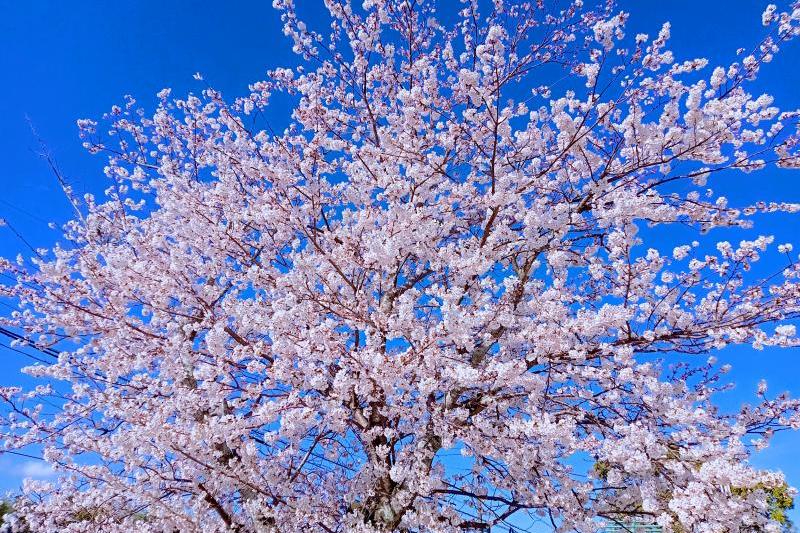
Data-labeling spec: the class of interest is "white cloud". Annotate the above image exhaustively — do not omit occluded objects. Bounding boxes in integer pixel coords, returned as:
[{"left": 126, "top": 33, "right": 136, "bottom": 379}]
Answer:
[{"left": 19, "top": 462, "right": 55, "bottom": 479}]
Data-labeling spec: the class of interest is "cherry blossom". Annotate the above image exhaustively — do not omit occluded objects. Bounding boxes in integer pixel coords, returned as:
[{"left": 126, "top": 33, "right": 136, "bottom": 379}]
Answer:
[{"left": 3, "top": 1, "right": 800, "bottom": 531}]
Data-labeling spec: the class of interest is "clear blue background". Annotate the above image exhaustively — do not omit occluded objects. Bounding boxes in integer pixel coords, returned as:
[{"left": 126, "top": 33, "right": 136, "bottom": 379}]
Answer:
[{"left": 0, "top": 0, "right": 798, "bottom": 525}]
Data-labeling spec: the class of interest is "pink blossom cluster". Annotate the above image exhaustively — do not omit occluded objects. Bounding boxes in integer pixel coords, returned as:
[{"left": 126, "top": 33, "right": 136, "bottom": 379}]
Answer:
[{"left": 2, "top": 1, "right": 800, "bottom": 531}]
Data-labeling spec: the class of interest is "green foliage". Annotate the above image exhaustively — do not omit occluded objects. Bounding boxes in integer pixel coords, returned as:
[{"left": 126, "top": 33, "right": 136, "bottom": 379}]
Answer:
[
  {"left": 71, "top": 506, "right": 105, "bottom": 523},
  {"left": 732, "top": 482, "right": 795, "bottom": 528},
  {"left": 594, "top": 460, "right": 611, "bottom": 481},
  {"left": 0, "top": 501, "right": 12, "bottom": 523},
  {"left": 592, "top": 460, "right": 795, "bottom": 532}
]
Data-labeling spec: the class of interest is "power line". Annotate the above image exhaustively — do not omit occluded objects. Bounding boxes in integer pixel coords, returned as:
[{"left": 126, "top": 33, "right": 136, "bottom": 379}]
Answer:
[
  {"left": 0, "top": 449, "right": 45, "bottom": 461},
  {"left": 0, "top": 327, "right": 59, "bottom": 359},
  {"left": 0, "top": 218, "right": 42, "bottom": 259},
  {"left": 0, "top": 341, "right": 53, "bottom": 365},
  {"left": 0, "top": 198, "right": 52, "bottom": 226}
]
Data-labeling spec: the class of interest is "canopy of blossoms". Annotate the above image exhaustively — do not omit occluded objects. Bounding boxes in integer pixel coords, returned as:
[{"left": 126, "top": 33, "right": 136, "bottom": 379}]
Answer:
[{"left": 2, "top": 1, "right": 800, "bottom": 531}]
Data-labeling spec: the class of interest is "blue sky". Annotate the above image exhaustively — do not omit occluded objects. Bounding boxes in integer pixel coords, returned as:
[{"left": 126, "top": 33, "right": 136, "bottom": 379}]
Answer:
[{"left": 0, "top": 0, "right": 799, "bottom": 525}]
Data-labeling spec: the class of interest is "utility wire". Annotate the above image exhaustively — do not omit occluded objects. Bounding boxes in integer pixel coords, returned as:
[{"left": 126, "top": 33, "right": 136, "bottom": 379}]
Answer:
[
  {"left": 0, "top": 198, "right": 52, "bottom": 226},
  {"left": 0, "top": 449, "right": 45, "bottom": 461},
  {"left": 0, "top": 341, "right": 53, "bottom": 365},
  {"left": 0, "top": 326, "right": 59, "bottom": 359},
  {"left": 0, "top": 218, "right": 42, "bottom": 259}
]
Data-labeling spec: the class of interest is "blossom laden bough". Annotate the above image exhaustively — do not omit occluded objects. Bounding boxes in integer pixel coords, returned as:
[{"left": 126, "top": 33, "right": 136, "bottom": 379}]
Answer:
[{"left": 3, "top": 0, "right": 800, "bottom": 531}]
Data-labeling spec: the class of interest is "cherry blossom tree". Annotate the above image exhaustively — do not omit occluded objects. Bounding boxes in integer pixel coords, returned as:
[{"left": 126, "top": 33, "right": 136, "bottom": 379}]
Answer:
[{"left": 3, "top": 0, "right": 800, "bottom": 531}]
